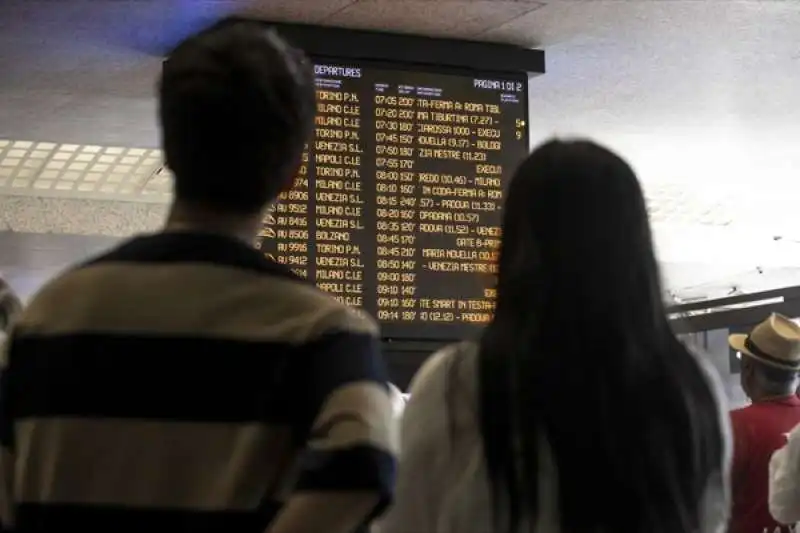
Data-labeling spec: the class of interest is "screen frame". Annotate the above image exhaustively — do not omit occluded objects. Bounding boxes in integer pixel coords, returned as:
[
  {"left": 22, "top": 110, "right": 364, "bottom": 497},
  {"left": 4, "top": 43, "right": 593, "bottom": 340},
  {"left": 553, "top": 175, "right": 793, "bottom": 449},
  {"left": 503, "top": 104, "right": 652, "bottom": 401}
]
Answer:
[
  {"left": 234, "top": 18, "right": 546, "bottom": 76},
  {"left": 172, "top": 22, "right": 539, "bottom": 346},
  {"left": 306, "top": 55, "right": 531, "bottom": 342}
]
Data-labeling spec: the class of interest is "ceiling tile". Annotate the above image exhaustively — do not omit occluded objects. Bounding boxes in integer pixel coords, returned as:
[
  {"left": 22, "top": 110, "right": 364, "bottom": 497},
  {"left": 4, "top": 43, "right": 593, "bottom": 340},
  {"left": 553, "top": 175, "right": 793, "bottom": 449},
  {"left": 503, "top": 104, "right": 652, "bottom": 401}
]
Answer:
[
  {"left": 241, "top": 0, "right": 359, "bottom": 23},
  {"left": 481, "top": 2, "right": 610, "bottom": 47},
  {"left": 324, "top": 0, "right": 545, "bottom": 40}
]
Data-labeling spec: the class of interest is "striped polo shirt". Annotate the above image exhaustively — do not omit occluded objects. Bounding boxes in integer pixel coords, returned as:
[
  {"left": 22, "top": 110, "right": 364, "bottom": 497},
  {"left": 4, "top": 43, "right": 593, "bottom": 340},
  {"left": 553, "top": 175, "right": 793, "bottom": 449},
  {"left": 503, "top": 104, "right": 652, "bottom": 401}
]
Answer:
[{"left": 0, "top": 231, "right": 397, "bottom": 532}]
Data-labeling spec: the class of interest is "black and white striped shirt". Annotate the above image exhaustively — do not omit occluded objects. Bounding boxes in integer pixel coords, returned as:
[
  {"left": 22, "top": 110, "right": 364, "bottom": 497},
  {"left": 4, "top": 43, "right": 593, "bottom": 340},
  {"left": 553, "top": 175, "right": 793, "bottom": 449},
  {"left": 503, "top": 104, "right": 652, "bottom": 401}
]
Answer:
[{"left": 0, "top": 231, "right": 397, "bottom": 532}]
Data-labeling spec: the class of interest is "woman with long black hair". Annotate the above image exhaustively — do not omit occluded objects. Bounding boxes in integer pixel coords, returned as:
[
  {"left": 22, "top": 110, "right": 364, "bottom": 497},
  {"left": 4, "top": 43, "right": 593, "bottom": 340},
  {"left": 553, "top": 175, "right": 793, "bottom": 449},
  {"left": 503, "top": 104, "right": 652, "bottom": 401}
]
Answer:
[{"left": 378, "top": 139, "right": 730, "bottom": 533}]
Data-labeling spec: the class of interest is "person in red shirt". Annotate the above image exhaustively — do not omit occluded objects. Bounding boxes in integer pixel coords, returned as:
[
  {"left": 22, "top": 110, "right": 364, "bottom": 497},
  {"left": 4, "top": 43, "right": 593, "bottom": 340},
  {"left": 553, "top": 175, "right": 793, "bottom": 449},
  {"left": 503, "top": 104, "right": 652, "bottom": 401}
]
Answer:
[{"left": 730, "top": 313, "right": 800, "bottom": 533}]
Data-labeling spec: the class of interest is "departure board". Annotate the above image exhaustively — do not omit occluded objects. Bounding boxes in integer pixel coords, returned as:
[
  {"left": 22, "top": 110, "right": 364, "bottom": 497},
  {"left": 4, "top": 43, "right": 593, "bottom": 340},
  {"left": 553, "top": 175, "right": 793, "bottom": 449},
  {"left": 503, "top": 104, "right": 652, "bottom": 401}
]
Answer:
[{"left": 257, "top": 61, "right": 529, "bottom": 339}]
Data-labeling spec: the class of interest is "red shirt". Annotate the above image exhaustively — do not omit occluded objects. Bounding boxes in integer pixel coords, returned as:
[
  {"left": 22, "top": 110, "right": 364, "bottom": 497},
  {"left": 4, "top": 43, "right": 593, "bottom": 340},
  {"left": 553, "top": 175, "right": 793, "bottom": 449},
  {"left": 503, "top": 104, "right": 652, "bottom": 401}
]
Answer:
[{"left": 731, "top": 396, "right": 800, "bottom": 533}]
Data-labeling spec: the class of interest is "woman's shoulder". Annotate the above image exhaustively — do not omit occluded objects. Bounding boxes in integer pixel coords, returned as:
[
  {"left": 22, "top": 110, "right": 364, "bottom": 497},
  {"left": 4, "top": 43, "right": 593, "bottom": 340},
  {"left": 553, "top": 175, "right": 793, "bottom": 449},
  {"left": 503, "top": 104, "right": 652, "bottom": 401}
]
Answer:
[
  {"left": 684, "top": 346, "right": 731, "bottom": 424},
  {"left": 408, "top": 340, "right": 479, "bottom": 396},
  {"left": 680, "top": 345, "right": 732, "bottom": 533}
]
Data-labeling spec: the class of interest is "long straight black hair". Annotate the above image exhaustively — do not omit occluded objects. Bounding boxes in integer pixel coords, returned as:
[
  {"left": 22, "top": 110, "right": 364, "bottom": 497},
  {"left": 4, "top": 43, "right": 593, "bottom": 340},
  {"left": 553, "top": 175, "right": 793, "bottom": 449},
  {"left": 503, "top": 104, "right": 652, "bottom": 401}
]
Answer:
[{"left": 478, "top": 140, "right": 725, "bottom": 533}]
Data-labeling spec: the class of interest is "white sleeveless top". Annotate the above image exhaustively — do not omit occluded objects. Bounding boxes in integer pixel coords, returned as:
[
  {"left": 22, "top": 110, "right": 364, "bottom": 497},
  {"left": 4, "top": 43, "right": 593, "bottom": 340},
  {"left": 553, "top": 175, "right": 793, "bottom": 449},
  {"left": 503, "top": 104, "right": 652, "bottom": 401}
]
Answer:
[{"left": 376, "top": 341, "right": 731, "bottom": 533}]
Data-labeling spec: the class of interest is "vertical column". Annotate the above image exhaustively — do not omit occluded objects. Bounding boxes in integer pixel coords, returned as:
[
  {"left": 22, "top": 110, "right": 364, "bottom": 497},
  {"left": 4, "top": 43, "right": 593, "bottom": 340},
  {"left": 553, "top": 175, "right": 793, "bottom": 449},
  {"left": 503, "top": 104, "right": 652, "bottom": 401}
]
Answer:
[
  {"left": 373, "top": 90, "right": 418, "bottom": 324},
  {"left": 313, "top": 88, "right": 367, "bottom": 309}
]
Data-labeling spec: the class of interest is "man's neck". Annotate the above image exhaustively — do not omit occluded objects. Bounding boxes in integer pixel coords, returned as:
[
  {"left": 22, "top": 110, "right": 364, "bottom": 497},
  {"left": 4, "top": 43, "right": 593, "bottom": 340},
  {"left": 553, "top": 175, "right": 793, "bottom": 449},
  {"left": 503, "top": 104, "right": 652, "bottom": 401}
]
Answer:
[{"left": 164, "top": 201, "right": 262, "bottom": 245}]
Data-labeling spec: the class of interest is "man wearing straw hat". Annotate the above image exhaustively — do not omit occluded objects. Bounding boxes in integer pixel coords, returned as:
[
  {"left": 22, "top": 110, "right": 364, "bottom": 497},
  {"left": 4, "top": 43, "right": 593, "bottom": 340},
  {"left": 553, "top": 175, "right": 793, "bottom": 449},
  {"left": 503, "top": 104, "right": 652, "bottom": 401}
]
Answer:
[{"left": 729, "top": 313, "right": 800, "bottom": 533}]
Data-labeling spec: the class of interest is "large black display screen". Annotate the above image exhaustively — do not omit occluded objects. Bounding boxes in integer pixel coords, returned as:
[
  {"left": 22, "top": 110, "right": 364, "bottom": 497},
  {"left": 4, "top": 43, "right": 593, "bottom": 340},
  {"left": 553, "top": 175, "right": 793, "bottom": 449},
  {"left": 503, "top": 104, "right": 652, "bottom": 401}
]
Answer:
[{"left": 258, "top": 60, "right": 529, "bottom": 339}]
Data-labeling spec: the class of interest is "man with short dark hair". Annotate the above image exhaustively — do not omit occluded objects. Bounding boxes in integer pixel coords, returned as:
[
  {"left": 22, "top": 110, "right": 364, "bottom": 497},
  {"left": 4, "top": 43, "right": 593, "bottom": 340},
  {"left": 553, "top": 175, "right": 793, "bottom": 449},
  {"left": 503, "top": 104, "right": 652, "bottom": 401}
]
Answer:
[
  {"left": 0, "top": 20, "right": 396, "bottom": 533},
  {"left": 729, "top": 314, "right": 800, "bottom": 533}
]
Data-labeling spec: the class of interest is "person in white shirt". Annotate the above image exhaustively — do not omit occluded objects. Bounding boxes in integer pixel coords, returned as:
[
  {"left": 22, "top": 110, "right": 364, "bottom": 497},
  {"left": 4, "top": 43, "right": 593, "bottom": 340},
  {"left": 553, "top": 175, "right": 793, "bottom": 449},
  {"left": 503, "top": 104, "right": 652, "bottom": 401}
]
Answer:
[
  {"left": 377, "top": 139, "right": 731, "bottom": 533},
  {"left": 0, "top": 278, "right": 21, "bottom": 349},
  {"left": 0, "top": 278, "right": 21, "bottom": 336},
  {"left": 769, "top": 420, "right": 800, "bottom": 525}
]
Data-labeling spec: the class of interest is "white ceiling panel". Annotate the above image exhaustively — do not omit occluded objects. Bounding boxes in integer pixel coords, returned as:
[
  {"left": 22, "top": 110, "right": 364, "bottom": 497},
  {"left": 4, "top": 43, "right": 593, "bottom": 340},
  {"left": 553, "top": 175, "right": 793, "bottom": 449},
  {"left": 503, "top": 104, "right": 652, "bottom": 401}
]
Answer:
[
  {"left": 324, "top": 0, "right": 545, "bottom": 39},
  {"left": 1, "top": 0, "right": 800, "bottom": 299},
  {"left": 238, "top": 0, "right": 363, "bottom": 23},
  {"left": 485, "top": 0, "right": 800, "bottom": 47},
  {"left": 0, "top": 139, "right": 168, "bottom": 203}
]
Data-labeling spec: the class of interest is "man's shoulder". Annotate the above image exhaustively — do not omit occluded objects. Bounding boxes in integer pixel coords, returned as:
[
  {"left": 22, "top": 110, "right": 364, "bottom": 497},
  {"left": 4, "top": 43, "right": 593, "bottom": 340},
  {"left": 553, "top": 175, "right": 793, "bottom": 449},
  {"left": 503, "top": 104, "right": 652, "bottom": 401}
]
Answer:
[
  {"left": 729, "top": 406, "right": 762, "bottom": 453},
  {"left": 21, "top": 236, "right": 140, "bottom": 312},
  {"left": 288, "top": 285, "right": 379, "bottom": 342},
  {"left": 731, "top": 403, "right": 754, "bottom": 415},
  {"left": 730, "top": 405, "right": 748, "bottom": 424},
  {"left": 731, "top": 403, "right": 760, "bottom": 423},
  {"left": 20, "top": 264, "right": 92, "bottom": 315},
  {"left": 19, "top": 262, "right": 378, "bottom": 342},
  {"left": 730, "top": 401, "right": 800, "bottom": 433}
]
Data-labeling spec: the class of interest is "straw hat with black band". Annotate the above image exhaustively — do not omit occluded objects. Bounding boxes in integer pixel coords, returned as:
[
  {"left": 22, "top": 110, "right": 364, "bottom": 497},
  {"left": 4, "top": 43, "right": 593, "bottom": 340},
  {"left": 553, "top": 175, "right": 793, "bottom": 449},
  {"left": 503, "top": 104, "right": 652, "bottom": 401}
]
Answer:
[{"left": 729, "top": 313, "right": 800, "bottom": 371}]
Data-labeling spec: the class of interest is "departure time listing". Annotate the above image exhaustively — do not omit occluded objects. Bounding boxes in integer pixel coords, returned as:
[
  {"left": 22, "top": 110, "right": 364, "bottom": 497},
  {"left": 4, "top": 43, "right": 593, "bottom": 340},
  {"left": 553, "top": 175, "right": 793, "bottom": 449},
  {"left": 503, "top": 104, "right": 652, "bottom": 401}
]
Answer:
[{"left": 257, "top": 63, "right": 528, "bottom": 335}]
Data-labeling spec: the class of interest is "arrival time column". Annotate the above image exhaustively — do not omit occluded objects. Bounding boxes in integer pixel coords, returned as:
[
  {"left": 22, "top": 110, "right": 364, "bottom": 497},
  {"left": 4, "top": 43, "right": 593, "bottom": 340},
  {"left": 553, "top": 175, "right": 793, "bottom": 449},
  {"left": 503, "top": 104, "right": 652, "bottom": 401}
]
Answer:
[{"left": 373, "top": 90, "right": 419, "bottom": 324}]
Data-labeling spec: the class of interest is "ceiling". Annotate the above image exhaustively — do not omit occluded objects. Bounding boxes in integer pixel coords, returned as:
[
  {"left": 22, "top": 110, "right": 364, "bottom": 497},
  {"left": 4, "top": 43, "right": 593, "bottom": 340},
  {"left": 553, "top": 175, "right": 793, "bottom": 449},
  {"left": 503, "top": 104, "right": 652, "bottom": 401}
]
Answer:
[{"left": 1, "top": 0, "right": 800, "bottom": 300}]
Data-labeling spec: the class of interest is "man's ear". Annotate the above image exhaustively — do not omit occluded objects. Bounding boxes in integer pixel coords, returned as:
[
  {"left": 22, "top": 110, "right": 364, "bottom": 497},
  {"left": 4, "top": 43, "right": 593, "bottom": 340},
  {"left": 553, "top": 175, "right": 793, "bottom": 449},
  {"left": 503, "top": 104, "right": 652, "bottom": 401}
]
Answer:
[{"left": 280, "top": 160, "right": 303, "bottom": 194}]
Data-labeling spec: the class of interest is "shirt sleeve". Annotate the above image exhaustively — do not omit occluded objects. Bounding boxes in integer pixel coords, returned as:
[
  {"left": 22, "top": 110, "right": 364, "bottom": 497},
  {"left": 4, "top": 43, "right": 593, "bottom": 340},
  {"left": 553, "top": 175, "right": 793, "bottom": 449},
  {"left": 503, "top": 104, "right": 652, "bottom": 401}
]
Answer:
[
  {"left": 769, "top": 422, "right": 800, "bottom": 525},
  {"left": 292, "top": 325, "right": 398, "bottom": 521}
]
